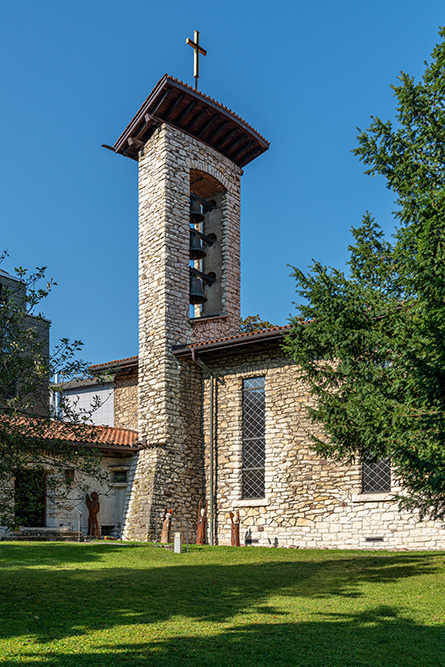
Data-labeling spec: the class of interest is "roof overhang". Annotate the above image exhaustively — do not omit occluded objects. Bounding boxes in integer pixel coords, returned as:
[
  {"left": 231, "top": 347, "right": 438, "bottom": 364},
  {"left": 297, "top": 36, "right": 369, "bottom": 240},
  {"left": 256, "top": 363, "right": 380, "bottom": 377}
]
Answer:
[
  {"left": 89, "top": 356, "right": 138, "bottom": 376},
  {"left": 173, "top": 326, "right": 291, "bottom": 360},
  {"left": 111, "top": 75, "right": 269, "bottom": 167}
]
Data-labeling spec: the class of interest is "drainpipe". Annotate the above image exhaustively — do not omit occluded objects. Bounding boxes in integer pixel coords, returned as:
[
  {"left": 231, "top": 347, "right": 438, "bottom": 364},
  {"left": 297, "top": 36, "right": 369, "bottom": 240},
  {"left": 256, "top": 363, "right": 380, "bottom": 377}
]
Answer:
[
  {"left": 54, "top": 373, "right": 59, "bottom": 417},
  {"left": 192, "top": 350, "right": 215, "bottom": 545}
]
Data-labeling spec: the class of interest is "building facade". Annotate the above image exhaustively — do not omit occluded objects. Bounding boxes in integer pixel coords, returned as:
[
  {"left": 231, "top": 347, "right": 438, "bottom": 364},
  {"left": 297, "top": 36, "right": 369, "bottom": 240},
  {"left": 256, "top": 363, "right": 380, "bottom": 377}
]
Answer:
[
  {"left": 92, "top": 75, "right": 445, "bottom": 549},
  {"left": 8, "top": 75, "right": 443, "bottom": 548}
]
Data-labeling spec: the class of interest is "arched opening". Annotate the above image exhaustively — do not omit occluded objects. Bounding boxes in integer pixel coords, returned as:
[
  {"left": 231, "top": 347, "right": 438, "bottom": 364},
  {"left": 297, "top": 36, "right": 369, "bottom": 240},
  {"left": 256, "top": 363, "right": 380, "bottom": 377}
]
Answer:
[{"left": 189, "top": 170, "right": 226, "bottom": 319}]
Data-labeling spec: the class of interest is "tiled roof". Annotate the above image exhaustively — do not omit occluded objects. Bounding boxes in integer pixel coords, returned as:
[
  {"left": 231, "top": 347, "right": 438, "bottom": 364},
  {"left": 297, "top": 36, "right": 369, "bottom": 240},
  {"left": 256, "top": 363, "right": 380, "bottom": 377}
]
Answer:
[
  {"left": 166, "top": 76, "right": 269, "bottom": 146},
  {"left": 1, "top": 416, "right": 139, "bottom": 449},
  {"left": 112, "top": 74, "right": 269, "bottom": 167},
  {"left": 0, "top": 268, "right": 21, "bottom": 283},
  {"left": 88, "top": 326, "right": 291, "bottom": 370},
  {"left": 184, "top": 325, "right": 291, "bottom": 350},
  {"left": 89, "top": 356, "right": 138, "bottom": 372},
  {"left": 57, "top": 423, "right": 139, "bottom": 448}
]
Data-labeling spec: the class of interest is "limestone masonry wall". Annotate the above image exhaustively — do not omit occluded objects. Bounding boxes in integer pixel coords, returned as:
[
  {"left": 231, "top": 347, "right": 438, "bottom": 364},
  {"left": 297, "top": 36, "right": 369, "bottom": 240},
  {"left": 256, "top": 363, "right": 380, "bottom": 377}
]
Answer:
[
  {"left": 202, "top": 349, "right": 445, "bottom": 550},
  {"left": 124, "top": 123, "right": 242, "bottom": 540},
  {"left": 114, "top": 374, "right": 138, "bottom": 431},
  {"left": 122, "top": 359, "right": 203, "bottom": 541}
]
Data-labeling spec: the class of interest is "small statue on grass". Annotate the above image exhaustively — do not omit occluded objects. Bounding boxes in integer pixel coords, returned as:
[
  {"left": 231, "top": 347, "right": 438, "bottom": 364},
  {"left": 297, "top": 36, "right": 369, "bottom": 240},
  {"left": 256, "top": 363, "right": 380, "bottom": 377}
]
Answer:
[
  {"left": 160, "top": 508, "right": 173, "bottom": 544},
  {"left": 196, "top": 498, "right": 207, "bottom": 545},
  {"left": 230, "top": 510, "right": 240, "bottom": 547},
  {"left": 86, "top": 492, "right": 101, "bottom": 539}
]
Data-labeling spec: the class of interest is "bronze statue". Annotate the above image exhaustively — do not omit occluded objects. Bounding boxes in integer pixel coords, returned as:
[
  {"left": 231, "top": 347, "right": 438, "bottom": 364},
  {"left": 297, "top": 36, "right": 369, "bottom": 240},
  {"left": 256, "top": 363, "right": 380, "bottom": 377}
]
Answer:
[
  {"left": 160, "top": 508, "right": 173, "bottom": 544},
  {"left": 229, "top": 510, "right": 240, "bottom": 547},
  {"left": 196, "top": 498, "right": 207, "bottom": 545},
  {"left": 86, "top": 492, "right": 100, "bottom": 539}
]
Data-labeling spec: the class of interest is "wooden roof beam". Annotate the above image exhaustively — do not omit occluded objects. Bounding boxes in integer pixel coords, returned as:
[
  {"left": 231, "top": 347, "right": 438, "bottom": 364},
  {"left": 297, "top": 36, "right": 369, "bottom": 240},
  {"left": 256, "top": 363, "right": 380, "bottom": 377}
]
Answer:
[
  {"left": 226, "top": 133, "right": 248, "bottom": 155},
  {"left": 230, "top": 141, "right": 254, "bottom": 162},
  {"left": 196, "top": 113, "right": 218, "bottom": 138},
  {"left": 163, "top": 92, "right": 185, "bottom": 121},
  {"left": 149, "top": 88, "right": 171, "bottom": 115},
  {"left": 239, "top": 146, "right": 261, "bottom": 166},
  {"left": 185, "top": 107, "right": 209, "bottom": 131},
  {"left": 207, "top": 119, "right": 230, "bottom": 142},
  {"left": 176, "top": 100, "right": 197, "bottom": 125},
  {"left": 215, "top": 128, "right": 240, "bottom": 150},
  {"left": 128, "top": 137, "right": 145, "bottom": 149}
]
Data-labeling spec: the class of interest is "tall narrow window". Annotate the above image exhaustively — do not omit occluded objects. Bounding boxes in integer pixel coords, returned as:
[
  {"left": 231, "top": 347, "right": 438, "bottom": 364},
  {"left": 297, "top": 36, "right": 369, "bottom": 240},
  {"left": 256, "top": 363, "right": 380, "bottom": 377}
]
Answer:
[
  {"left": 242, "top": 377, "right": 265, "bottom": 499},
  {"left": 362, "top": 458, "right": 391, "bottom": 493}
]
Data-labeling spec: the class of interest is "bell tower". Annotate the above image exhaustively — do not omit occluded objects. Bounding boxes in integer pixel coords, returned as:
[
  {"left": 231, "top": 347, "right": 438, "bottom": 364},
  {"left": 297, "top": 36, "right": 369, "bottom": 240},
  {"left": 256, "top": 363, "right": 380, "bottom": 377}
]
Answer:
[{"left": 110, "top": 74, "right": 269, "bottom": 540}]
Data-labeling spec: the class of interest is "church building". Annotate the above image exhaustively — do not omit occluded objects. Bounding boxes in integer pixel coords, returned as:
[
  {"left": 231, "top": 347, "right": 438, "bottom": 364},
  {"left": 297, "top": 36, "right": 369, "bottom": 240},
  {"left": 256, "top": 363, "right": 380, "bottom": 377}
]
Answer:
[{"left": 82, "top": 69, "right": 444, "bottom": 550}]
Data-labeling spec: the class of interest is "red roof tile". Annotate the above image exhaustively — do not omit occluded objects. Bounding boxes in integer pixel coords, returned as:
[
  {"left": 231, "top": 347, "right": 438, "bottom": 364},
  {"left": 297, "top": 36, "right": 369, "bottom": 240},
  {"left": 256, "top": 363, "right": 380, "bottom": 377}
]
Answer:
[
  {"left": 89, "top": 356, "right": 138, "bottom": 372},
  {"left": 89, "top": 326, "right": 291, "bottom": 370},
  {"left": 166, "top": 76, "right": 269, "bottom": 146},
  {"left": 2, "top": 416, "right": 139, "bottom": 449},
  {"left": 112, "top": 74, "right": 269, "bottom": 167},
  {"left": 184, "top": 325, "right": 291, "bottom": 350}
]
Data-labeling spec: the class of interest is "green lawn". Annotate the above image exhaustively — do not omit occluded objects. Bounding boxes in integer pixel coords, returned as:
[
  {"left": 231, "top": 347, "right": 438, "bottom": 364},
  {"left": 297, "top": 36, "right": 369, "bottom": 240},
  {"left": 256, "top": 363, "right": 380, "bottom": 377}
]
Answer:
[{"left": 0, "top": 543, "right": 443, "bottom": 666}]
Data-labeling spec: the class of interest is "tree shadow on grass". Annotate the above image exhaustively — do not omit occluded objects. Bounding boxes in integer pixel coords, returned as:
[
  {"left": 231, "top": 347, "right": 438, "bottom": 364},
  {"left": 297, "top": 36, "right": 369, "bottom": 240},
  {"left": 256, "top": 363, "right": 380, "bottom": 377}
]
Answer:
[
  {"left": 0, "top": 541, "right": 143, "bottom": 569},
  {"left": 2, "top": 607, "right": 444, "bottom": 667},
  {"left": 0, "top": 545, "right": 442, "bottom": 648}
]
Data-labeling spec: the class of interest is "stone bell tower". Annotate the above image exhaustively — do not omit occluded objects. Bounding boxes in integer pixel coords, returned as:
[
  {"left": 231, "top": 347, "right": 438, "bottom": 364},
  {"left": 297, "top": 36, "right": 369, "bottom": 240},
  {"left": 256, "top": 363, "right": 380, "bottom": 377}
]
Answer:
[{"left": 110, "top": 73, "right": 269, "bottom": 540}]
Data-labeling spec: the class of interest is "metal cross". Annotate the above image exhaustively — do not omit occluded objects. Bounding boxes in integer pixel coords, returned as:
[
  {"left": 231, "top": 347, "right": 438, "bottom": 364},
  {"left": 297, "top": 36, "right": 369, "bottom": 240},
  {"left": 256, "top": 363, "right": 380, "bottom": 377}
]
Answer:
[{"left": 186, "top": 30, "right": 207, "bottom": 91}]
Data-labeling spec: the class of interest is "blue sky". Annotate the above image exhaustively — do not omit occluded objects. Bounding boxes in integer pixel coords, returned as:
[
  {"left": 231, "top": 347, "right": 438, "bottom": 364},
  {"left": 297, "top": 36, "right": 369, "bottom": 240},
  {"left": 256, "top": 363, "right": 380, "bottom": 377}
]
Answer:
[{"left": 1, "top": 1, "right": 444, "bottom": 365}]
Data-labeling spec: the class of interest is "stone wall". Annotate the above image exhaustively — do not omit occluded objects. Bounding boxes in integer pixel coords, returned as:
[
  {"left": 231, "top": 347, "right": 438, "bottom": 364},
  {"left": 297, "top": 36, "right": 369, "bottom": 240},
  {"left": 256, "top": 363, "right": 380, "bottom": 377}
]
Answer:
[
  {"left": 0, "top": 452, "right": 135, "bottom": 539},
  {"left": 201, "top": 349, "right": 445, "bottom": 550},
  {"left": 122, "top": 358, "right": 203, "bottom": 541},
  {"left": 44, "top": 454, "right": 134, "bottom": 537},
  {"left": 124, "top": 122, "right": 243, "bottom": 540},
  {"left": 114, "top": 374, "right": 138, "bottom": 430}
]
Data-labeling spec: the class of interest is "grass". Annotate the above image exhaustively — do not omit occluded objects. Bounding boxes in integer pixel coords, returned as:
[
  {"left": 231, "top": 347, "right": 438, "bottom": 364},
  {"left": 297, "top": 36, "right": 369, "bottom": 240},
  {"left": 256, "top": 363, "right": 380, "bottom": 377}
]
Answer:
[{"left": 0, "top": 543, "right": 443, "bottom": 666}]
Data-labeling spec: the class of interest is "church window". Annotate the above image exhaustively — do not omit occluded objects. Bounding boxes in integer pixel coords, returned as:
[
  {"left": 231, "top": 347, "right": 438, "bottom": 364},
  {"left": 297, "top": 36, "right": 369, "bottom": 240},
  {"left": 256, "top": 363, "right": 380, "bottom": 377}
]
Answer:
[
  {"left": 362, "top": 458, "right": 391, "bottom": 493},
  {"left": 242, "top": 377, "right": 265, "bottom": 499}
]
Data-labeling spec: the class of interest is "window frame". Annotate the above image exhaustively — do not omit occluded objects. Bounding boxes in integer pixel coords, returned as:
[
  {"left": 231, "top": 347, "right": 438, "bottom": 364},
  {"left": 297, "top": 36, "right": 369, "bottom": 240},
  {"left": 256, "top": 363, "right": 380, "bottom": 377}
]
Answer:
[
  {"left": 241, "top": 376, "right": 266, "bottom": 500},
  {"left": 361, "top": 457, "right": 391, "bottom": 494}
]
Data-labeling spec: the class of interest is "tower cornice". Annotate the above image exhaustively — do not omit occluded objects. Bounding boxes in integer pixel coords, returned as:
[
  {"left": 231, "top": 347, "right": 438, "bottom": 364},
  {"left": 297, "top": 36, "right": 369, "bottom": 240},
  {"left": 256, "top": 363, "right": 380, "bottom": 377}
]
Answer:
[{"left": 112, "top": 74, "right": 269, "bottom": 167}]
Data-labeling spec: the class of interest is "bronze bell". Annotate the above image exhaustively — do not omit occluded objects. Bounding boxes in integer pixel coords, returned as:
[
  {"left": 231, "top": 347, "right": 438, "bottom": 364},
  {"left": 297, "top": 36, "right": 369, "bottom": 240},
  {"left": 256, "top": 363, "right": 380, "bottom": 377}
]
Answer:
[
  {"left": 190, "top": 229, "right": 206, "bottom": 260},
  {"left": 190, "top": 196, "right": 205, "bottom": 223},
  {"left": 190, "top": 274, "right": 207, "bottom": 304}
]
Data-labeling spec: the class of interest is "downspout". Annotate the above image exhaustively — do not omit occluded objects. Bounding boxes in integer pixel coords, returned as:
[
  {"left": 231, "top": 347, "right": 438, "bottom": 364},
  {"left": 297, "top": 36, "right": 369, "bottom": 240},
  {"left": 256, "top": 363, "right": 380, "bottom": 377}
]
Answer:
[{"left": 192, "top": 349, "right": 215, "bottom": 545}]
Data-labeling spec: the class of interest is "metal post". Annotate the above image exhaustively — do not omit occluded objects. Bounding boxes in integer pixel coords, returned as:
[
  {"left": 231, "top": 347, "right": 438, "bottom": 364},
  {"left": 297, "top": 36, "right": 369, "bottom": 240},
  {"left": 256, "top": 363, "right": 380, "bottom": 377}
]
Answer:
[
  {"left": 209, "top": 375, "right": 214, "bottom": 545},
  {"left": 192, "top": 355, "right": 216, "bottom": 546},
  {"left": 174, "top": 532, "right": 182, "bottom": 554},
  {"left": 75, "top": 508, "right": 82, "bottom": 542}
]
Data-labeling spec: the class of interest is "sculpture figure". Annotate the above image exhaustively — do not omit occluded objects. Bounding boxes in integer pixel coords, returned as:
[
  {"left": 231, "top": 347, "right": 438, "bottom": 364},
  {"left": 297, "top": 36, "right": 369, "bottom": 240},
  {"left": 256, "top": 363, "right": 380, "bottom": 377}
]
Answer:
[
  {"left": 160, "top": 508, "right": 173, "bottom": 544},
  {"left": 86, "top": 492, "right": 100, "bottom": 538},
  {"left": 196, "top": 498, "right": 207, "bottom": 545},
  {"left": 229, "top": 510, "right": 240, "bottom": 547}
]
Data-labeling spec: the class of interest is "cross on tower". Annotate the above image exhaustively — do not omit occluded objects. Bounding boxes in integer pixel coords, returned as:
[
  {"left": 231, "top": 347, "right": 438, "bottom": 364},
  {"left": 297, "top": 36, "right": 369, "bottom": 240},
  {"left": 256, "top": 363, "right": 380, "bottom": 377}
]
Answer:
[{"left": 186, "top": 30, "right": 207, "bottom": 91}]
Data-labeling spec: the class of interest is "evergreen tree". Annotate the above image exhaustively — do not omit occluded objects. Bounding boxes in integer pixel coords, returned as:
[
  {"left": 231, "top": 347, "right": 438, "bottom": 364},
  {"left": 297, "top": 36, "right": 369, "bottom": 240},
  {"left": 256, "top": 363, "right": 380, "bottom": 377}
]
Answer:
[{"left": 284, "top": 28, "right": 445, "bottom": 519}]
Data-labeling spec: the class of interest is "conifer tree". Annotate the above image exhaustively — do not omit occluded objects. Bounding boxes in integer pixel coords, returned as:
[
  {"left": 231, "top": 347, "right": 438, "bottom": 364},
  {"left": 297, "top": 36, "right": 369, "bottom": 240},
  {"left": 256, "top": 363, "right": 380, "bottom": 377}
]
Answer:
[{"left": 284, "top": 28, "right": 445, "bottom": 519}]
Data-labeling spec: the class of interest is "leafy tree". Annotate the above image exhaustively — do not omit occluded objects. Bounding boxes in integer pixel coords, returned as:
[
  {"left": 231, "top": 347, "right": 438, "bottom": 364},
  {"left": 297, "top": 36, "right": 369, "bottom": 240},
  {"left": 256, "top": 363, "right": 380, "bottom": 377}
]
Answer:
[
  {"left": 0, "top": 255, "right": 106, "bottom": 529},
  {"left": 283, "top": 28, "right": 445, "bottom": 520},
  {"left": 240, "top": 314, "right": 276, "bottom": 333}
]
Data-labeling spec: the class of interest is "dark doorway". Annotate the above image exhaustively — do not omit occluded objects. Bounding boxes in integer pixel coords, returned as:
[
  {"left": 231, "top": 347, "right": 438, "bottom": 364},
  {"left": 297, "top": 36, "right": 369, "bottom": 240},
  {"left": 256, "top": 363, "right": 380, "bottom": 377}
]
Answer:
[{"left": 14, "top": 470, "right": 46, "bottom": 527}]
